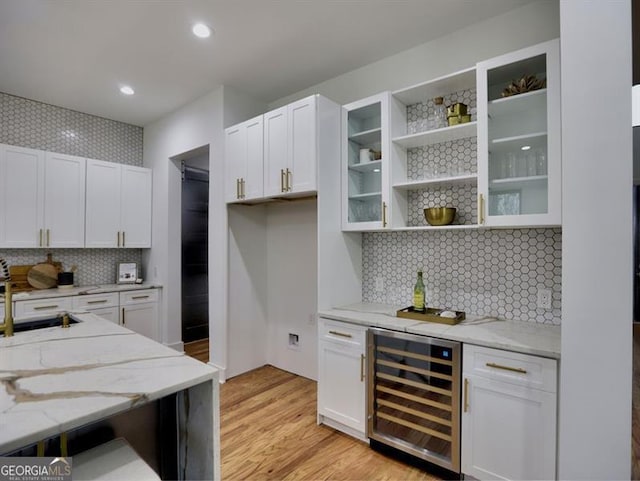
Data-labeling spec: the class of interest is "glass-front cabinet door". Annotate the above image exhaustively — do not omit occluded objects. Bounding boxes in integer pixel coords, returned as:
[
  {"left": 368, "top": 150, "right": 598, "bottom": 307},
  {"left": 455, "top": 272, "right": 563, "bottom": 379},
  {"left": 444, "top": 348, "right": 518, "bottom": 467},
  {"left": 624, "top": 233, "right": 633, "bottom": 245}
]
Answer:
[
  {"left": 477, "top": 39, "right": 560, "bottom": 227},
  {"left": 342, "top": 92, "right": 390, "bottom": 231}
]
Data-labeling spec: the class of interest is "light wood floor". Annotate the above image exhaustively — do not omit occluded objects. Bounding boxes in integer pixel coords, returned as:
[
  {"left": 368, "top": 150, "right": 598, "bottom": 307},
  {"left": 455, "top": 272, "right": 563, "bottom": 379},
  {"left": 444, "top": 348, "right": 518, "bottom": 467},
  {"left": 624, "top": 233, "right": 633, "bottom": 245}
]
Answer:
[
  {"left": 184, "top": 338, "right": 209, "bottom": 363},
  {"left": 221, "top": 365, "right": 442, "bottom": 481}
]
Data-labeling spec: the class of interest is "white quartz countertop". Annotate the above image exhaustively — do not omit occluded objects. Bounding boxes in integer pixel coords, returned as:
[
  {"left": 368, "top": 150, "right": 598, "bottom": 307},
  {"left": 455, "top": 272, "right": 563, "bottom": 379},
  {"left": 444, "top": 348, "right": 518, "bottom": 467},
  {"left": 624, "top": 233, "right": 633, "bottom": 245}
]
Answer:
[
  {"left": 319, "top": 303, "right": 561, "bottom": 359},
  {"left": 1, "top": 283, "right": 162, "bottom": 303},
  {"left": 0, "top": 312, "right": 216, "bottom": 454}
]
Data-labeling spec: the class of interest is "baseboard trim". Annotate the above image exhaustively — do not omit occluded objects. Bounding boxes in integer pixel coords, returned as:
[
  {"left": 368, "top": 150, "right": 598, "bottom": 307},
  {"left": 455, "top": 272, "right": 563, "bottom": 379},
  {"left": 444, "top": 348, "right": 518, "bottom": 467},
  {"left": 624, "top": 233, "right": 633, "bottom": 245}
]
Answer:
[{"left": 166, "top": 341, "right": 184, "bottom": 353}]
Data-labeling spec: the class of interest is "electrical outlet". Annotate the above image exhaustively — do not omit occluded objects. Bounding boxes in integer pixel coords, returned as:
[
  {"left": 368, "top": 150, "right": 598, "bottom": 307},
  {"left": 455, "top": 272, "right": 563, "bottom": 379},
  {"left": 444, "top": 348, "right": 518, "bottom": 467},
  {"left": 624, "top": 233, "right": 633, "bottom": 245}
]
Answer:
[
  {"left": 537, "top": 288, "right": 552, "bottom": 309},
  {"left": 375, "top": 277, "right": 384, "bottom": 292}
]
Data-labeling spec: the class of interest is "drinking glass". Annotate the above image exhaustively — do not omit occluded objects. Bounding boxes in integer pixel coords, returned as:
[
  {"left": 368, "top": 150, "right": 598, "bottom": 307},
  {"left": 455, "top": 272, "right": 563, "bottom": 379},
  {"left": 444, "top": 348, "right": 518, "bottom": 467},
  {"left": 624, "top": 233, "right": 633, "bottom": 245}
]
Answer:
[
  {"left": 526, "top": 151, "right": 537, "bottom": 176},
  {"left": 505, "top": 152, "right": 517, "bottom": 178},
  {"left": 535, "top": 148, "right": 547, "bottom": 175}
]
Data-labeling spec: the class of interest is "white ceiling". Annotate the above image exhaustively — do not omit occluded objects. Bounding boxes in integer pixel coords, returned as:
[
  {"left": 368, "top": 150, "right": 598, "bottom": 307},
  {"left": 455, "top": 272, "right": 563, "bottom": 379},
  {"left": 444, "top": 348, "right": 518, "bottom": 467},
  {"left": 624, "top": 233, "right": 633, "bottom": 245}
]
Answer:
[{"left": 0, "top": 0, "right": 532, "bottom": 126}]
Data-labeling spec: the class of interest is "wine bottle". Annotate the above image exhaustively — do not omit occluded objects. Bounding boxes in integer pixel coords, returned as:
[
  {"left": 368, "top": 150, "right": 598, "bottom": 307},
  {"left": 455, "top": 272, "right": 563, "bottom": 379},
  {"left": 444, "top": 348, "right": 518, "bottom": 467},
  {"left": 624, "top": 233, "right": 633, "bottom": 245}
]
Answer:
[{"left": 413, "top": 270, "right": 425, "bottom": 312}]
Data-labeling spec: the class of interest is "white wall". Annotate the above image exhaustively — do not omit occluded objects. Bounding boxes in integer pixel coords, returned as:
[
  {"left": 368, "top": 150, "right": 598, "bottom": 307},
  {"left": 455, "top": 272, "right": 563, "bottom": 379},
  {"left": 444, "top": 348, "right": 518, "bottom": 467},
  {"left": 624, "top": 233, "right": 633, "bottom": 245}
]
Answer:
[
  {"left": 143, "top": 85, "right": 264, "bottom": 377},
  {"left": 269, "top": 1, "right": 559, "bottom": 109},
  {"left": 558, "top": 1, "right": 632, "bottom": 478},
  {"left": 266, "top": 199, "right": 318, "bottom": 380}
]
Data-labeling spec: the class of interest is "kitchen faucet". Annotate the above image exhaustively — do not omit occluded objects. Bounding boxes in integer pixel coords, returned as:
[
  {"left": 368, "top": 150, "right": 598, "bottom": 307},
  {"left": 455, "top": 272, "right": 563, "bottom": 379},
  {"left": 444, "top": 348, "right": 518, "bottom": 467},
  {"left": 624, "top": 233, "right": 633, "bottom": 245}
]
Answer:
[{"left": 1, "top": 281, "right": 14, "bottom": 337}]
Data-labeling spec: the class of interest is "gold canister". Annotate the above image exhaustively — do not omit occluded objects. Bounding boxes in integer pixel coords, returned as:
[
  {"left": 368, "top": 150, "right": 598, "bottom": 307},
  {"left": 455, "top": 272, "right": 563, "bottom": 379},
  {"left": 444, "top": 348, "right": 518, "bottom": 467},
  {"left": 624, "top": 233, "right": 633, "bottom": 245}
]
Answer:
[
  {"left": 447, "top": 102, "right": 467, "bottom": 118},
  {"left": 448, "top": 114, "right": 472, "bottom": 126}
]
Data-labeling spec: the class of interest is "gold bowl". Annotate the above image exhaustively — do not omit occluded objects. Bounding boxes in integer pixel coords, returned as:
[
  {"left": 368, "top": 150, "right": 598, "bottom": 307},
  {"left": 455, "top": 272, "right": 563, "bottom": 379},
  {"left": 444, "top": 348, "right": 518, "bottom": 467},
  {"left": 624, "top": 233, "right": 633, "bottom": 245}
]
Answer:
[{"left": 424, "top": 207, "right": 456, "bottom": 226}]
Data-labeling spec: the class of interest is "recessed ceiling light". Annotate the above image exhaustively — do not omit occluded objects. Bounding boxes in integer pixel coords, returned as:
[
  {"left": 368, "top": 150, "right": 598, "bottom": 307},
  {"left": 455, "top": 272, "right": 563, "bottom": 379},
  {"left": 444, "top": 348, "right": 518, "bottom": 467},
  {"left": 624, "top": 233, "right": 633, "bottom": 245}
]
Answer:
[
  {"left": 120, "top": 85, "right": 135, "bottom": 96},
  {"left": 521, "top": 145, "right": 531, "bottom": 151},
  {"left": 192, "top": 23, "right": 211, "bottom": 38},
  {"left": 373, "top": 168, "right": 381, "bottom": 173}
]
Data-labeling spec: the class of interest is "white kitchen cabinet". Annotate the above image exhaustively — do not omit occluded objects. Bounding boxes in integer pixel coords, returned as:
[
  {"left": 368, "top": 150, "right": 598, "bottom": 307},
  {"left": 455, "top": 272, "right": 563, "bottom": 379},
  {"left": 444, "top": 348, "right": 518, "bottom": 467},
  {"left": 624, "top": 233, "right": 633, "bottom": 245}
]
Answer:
[
  {"left": 461, "top": 344, "right": 557, "bottom": 480},
  {"left": 225, "top": 115, "right": 264, "bottom": 202},
  {"left": 477, "top": 39, "right": 561, "bottom": 227},
  {"left": 0, "top": 144, "right": 44, "bottom": 248},
  {"left": 44, "top": 152, "right": 86, "bottom": 247},
  {"left": 14, "top": 296, "right": 74, "bottom": 317},
  {"left": 264, "top": 95, "right": 321, "bottom": 198},
  {"left": 317, "top": 318, "right": 367, "bottom": 439},
  {"left": 85, "top": 160, "right": 152, "bottom": 248},
  {"left": 342, "top": 92, "right": 390, "bottom": 230},
  {"left": 72, "top": 292, "right": 120, "bottom": 324},
  {"left": 119, "top": 289, "right": 160, "bottom": 341}
]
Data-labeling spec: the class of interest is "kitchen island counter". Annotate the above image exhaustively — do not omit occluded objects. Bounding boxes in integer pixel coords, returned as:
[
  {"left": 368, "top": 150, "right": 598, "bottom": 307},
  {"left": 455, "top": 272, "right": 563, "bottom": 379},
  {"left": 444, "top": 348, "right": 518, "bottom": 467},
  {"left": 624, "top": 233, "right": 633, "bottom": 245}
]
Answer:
[
  {"left": 0, "top": 312, "right": 218, "bottom": 479},
  {"left": 319, "top": 303, "right": 560, "bottom": 359}
]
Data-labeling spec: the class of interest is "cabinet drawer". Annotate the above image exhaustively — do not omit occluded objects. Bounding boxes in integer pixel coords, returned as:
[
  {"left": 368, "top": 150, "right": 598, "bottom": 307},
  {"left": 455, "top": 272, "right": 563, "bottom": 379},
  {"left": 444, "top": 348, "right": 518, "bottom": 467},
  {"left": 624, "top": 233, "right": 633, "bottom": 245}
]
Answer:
[
  {"left": 463, "top": 344, "right": 557, "bottom": 393},
  {"left": 73, "top": 293, "right": 119, "bottom": 310},
  {"left": 15, "top": 297, "right": 73, "bottom": 317},
  {"left": 319, "top": 318, "right": 366, "bottom": 349},
  {"left": 119, "top": 289, "right": 159, "bottom": 306}
]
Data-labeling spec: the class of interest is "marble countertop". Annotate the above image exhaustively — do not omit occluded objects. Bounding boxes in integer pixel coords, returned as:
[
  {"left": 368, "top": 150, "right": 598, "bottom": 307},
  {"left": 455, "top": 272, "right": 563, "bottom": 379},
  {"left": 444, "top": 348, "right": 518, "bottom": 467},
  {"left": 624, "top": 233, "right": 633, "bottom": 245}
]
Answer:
[
  {"left": 319, "top": 303, "right": 561, "bottom": 359},
  {"left": 1, "top": 284, "right": 162, "bottom": 303},
  {"left": 0, "top": 312, "right": 216, "bottom": 454}
]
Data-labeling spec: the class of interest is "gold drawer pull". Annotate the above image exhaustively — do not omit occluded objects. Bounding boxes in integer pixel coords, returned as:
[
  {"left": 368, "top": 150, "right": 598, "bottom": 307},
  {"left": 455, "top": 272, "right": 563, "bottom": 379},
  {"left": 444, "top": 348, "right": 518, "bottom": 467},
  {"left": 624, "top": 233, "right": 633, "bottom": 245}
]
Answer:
[
  {"left": 328, "top": 330, "right": 352, "bottom": 338},
  {"left": 131, "top": 295, "right": 150, "bottom": 300},
  {"left": 486, "top": 362, "right": 527, "bottom": 374},
  {"left": 360, "top": 354, "right": 365, "bottom": 382},
  {"left": 34, "top": 305, "right": 59, "bottom": 310},
  {"left": 87, "top": 299, "right": 108, "bottom": 304},
  {"left": 464, "top": 378, "right": 469, "bottom": 412}
]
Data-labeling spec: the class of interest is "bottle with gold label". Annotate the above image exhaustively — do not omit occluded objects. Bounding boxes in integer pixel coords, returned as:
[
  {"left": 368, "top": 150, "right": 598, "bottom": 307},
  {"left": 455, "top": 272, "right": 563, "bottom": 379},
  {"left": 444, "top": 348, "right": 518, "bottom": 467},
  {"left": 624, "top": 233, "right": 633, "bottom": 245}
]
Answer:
[{"left": 413, "top": 270, "right": 425, "bottom": 312}]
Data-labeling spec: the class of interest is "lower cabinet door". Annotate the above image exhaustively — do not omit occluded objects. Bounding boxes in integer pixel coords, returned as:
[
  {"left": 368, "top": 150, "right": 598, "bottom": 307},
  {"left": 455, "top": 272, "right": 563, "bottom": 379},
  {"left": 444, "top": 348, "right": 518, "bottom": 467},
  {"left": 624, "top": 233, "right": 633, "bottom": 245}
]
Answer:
[
  {"left": 461, "top": 374, "right": 557, "bottom": 480},
  {"left": 121, "top": 303, "right": 158, "bottom": 341},
  {"left": 87, "top": 306, "right": 120, "bottom": 325},
  {"left": 317, "top": 339, "right": 366, "bottom": 435}
]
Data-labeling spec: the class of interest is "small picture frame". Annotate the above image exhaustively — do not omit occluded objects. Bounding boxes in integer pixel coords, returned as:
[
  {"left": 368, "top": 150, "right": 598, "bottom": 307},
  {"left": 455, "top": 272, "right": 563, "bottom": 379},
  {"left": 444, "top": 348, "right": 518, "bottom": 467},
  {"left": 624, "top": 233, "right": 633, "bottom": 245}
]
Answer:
[{"left": 117, "top": 262, "right": 138, "bottom": 284}]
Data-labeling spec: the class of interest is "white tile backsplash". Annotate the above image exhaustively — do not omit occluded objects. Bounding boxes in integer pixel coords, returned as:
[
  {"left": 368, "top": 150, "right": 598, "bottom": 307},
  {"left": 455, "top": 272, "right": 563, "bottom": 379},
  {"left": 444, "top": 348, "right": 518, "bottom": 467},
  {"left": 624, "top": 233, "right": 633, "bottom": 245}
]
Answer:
[{"left": 362, "top": 228, "right": 562, "bottom": 325}]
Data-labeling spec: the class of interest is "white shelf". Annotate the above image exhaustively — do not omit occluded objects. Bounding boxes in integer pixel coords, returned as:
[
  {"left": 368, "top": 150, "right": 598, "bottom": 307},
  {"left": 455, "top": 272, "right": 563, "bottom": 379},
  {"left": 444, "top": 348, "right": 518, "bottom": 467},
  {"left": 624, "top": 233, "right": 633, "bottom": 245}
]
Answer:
[
  {"left": 490, "top": 175, "right": 548, "bottom": 191},
  {"left": 490, "top": 131, "right": 546, "bottom": 153},
  {"left": 348, "top": 192, "right": 381, "bottom": 201},
  {"left": 349, "top": 160, "right": 382, "bottom": 172},
  {"left": 392, "top": 224, "right": 479, "bottom": 231},
  {"left": 393, "top": 122, "right": 477, "bottom": 149},
  {"left": 393, "top": 174, "right": 477, "bottom": 190},
  {"left": 348, "top": 127, "right": 381, "bottom": 146},
  {"left": 392, "top": 67, "right": 476, "bottom": 105},
  {"left": 488, "top": 89, "right": 547, "bottom": 117}
]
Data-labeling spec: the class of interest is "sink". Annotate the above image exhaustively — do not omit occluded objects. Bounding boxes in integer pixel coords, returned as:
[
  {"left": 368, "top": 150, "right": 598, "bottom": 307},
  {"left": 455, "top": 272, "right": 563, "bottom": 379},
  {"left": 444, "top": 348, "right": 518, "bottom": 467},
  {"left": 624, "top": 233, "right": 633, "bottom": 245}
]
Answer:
[{"left": 13, "top": 316, "right": 79, "bottom": 333}]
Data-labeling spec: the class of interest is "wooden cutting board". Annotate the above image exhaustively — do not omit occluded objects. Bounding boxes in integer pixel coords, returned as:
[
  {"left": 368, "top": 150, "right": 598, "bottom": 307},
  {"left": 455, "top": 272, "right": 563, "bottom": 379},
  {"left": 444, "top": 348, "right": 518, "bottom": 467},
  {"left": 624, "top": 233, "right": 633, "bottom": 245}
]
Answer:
[{"left": 27, "top": 263, "right": 58, "bottom": 289}]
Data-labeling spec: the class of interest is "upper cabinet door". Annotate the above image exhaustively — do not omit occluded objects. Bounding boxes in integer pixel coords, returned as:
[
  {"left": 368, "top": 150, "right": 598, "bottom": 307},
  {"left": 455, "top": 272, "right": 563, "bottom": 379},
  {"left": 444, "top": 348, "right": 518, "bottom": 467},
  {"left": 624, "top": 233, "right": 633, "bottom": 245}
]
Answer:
[
  {"left": 341, "top": 92, "right": 390, "bottom": 231},
  {"left": 121, "top": 165, "right": 152, "bottom": 248},
  {"left": 0, "top": 144, "right": 45, "bottom": 247},
  {"left": 477, "top": 39, "right": 561, "bottom": 227},
  {"left": 85, "top": 159, "right": 122, "bottom": 248},
  {"left": 44, "top": 152, "right": 86, "bottom": 248},
  {"left": 244, "top": 115, "right": 264, "bottom": 201},
  {"left": 225, "top": 123, "right": 247, "bottom": 203},
  {"left": 263, "top": 106, "right": 288, "bottom": 197},
  {"left": 288, "top": 96, "right": 317, "bottom": 194}
]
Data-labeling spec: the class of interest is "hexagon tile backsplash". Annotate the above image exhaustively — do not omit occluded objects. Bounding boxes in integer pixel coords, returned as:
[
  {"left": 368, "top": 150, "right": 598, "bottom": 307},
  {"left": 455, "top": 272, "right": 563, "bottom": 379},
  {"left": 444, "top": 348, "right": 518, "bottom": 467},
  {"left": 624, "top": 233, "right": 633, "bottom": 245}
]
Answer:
[{"left": 362, "top": 228, "right": 562, "bottom": 325}]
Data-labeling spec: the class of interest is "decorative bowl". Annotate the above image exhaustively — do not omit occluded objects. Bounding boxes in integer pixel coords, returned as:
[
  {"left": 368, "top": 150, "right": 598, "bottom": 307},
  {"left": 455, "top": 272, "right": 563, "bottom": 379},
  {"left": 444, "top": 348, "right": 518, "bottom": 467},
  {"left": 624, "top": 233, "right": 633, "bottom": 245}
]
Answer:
[{"left": 424, "top": 207, "right": 456, "bottom": 226}]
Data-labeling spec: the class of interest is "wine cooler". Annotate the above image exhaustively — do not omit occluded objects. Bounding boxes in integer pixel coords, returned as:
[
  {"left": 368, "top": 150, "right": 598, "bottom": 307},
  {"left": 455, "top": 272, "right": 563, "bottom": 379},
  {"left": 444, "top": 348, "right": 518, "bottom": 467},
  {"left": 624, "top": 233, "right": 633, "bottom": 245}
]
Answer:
[{"left": 367, "top": 328, "right": 461, "bottom": 472}]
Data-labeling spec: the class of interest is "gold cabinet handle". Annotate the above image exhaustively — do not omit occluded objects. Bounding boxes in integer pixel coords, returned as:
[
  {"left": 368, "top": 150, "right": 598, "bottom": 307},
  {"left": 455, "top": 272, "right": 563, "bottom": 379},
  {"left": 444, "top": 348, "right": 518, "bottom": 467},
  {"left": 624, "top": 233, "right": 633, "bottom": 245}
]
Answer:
[
  {"left": 60, "top": 432, "right": 68, "bottom": 457},
  {"left": 486, "top": 362, "right": 527, "bottom": 374},
  {"left": 122, "top": 307, "right": 125, "bottom": 325},
  {"left": 34, "top": 305, "right": 59, "bottom": 311},
  {"left": 286, "top": 168, "right": 292, "bottom": 192},
  {"left": 39, "top": 229, "right": 43, "bottom": 247},
  {"left": 236, "top": 178, "right": 240, "bottom": 199},
  {"left": 328, "top": 330, "right": 352, "bottom": 338},
  {"left": 280, "top": 169, "right": 286, "bottom": 193},
  {"left": 117, "top": 231, "right": 121, "bottom": 247},
  {"left": 131, "top": 295, "right": 150, "bottom": 300},
  {"left": 46, "top": 229, "right": 50, "bottom": 247},
  {"left": 122, "top": 231, "right": 126, "bottom": 247},
  {"left": 241, "top": 178, "right": 246, "bottom": 199},
  {"left": 87, "top": 299, "right": 108, "bottom": 305},
  {"left": 478, "top": 194, "right": 485, "bottom": 225},
  {"left": 360, "top": 354, "right": 365, "bottom": 382},
  {"left": 382, "top": 202, "right": 388, "bottom": 227},
  {"left": 464, "top": 378, "right": 469, "bottom": 412}
]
